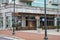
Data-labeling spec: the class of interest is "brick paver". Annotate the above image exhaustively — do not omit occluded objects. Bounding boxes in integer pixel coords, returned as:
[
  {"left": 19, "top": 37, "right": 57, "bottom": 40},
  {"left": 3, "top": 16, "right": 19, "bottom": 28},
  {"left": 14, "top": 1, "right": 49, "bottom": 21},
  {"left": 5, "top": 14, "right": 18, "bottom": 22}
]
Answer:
[{"left": 0, "top": 30, "right": 60, "bottom": 40}]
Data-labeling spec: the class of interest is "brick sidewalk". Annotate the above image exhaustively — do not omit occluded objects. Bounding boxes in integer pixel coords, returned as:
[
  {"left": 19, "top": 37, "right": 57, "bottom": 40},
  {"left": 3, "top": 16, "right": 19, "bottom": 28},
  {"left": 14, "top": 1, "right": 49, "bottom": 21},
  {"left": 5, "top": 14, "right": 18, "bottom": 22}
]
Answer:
[{"left": 0, "top": 30, "right": 60, "bottom": 40}]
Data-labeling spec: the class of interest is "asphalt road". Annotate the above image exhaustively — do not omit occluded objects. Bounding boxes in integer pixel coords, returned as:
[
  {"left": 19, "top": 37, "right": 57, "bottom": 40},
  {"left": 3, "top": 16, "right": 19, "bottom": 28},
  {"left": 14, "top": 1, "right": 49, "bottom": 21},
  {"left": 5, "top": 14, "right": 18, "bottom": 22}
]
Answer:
[{"left": 0, "top": 37, "right": 12, "bottom": 40}]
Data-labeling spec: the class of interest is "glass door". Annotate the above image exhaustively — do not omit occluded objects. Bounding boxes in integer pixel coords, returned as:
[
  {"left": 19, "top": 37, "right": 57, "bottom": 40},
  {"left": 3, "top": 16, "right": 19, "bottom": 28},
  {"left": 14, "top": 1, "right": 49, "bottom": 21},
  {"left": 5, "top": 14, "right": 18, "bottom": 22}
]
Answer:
[{"left": 26, "top": 16, "right": 36, "bottom": 30}]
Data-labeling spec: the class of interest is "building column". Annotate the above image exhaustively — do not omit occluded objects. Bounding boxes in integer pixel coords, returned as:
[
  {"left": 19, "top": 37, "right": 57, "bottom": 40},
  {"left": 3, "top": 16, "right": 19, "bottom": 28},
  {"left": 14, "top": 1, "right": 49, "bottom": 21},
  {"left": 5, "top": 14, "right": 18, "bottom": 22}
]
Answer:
[
  {"left": 22, "top": 16, "right": 26, "bottom": 27},
  {"left": 10, "top": 14, "right": 12, "bottom": 28},
  {"left": 54, "top": 17, "right": 57, "bottom": 26},
  {"left": 3, "top": 13, "right": 6, "bottom": 30},
  {"left": 35, "top": 16, "right": 40, "bottom": 30}
]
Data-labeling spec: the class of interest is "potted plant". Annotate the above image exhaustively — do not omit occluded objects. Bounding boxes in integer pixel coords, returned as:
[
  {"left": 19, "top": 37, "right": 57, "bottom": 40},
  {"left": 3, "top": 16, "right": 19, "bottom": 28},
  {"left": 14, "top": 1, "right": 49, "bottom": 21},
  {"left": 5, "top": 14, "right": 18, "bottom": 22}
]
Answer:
[{"left": 37, "top": 26, "right": 42, "bottom": 33}]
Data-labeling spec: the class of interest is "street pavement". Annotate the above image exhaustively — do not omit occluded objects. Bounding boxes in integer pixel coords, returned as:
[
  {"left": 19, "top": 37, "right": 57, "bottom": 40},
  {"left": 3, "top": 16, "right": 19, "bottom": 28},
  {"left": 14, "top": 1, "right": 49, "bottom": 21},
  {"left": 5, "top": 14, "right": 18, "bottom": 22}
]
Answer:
[
  {"left": 0, "top": 37, "right": 12, "bottom": 40},
  {"left": 0, "top": 29, "right": 60, "bottom": 40}
]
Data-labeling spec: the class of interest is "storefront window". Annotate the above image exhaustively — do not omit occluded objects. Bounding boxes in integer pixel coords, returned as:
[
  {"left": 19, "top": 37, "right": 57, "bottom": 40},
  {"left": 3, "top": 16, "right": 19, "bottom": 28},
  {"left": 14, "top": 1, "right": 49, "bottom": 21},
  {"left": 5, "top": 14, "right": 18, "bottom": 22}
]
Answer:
[
  {"left": 40, "top": 17, "right": 54, "bottom": 26},
  {"left": 26, "top": 2, "right": 32, "bottom": 6},
  {"left": 57, "top": 21, "right": 60, "bottom": 26},
  {"left": 12, "top": 0, "right": 14, "bottom": 1},
  {"left": 47, "top": 21, "right": 54, "bottom": 26},
  {"left": 0, "top": 0, "right": 2, "bottom": 3},
  {"left": 2, "top": 0, "right": 9, "bottom": 3},
  {"left": 0, "top": 13, "right": 3, "bottom": 29},
  {"left": 57, "top": 18, "right": 60, "bottom": 26},
  {"left": 6, "top": 16, "right": 11, "bottom": 28},
  {"left": 0, "top": 17, "right": 3, "bottom": 28}
]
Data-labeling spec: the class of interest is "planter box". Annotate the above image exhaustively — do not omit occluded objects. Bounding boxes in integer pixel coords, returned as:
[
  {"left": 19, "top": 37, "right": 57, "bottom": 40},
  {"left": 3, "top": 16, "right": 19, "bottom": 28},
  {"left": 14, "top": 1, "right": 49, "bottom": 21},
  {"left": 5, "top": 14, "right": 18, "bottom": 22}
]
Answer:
[{"left": 37, "top": 28, "right": 42, "bottom": 32}]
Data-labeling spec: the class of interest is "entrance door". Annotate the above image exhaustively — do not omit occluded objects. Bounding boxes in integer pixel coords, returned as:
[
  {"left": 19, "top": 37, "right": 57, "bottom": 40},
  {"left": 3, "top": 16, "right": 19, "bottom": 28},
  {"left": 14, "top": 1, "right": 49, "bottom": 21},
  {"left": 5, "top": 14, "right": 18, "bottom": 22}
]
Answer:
[
  {"left": 28, "top": 21, "right": 33, "bottom": 27},
  {"left": 27, "top": 20, "right": 36, "bottom": 30},
  {"left": 16, "top": 16, "right": 22, "bottom": 30}
]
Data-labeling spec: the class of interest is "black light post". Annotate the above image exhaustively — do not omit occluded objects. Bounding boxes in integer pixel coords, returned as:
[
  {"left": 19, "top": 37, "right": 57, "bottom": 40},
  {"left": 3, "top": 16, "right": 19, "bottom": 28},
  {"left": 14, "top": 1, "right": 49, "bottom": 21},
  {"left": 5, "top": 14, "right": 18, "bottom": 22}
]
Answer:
[
  {"left": 44, "top": 0, "right": 48, "bottom": 40},
  {"left": 12, "top": 0, "right": 15, "bottom": 35}
]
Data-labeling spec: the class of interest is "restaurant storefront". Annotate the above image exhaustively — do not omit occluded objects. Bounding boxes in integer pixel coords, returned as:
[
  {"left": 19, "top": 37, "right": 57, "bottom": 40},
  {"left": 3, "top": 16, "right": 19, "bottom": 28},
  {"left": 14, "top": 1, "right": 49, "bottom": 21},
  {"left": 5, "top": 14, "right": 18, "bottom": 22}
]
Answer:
[
  {"left": 12, "top": 13, "right": 37, "bottom": 30},
  {"left": 0, "top": 13, "right": 56, "bottom": 30},
  {"left": 12, "top": 13, "right": 55, "bottom": 30},
  {"left": 0, "top": 0, "right": 59, "bottom": 30}
]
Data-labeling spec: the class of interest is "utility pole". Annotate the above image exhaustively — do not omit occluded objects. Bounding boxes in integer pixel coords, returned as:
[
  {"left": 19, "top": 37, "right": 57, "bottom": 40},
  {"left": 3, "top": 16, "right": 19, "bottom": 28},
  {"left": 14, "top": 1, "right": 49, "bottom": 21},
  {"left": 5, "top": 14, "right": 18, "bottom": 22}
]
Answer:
[
  {"left": 12, "top": 0, "right": 15, "bottom": 35},
  {"left": 44, "top": 0, "right": 48, "bottom": 40},
  {"left": 56, "top": 0, "right": 60, "bottom": 32}
]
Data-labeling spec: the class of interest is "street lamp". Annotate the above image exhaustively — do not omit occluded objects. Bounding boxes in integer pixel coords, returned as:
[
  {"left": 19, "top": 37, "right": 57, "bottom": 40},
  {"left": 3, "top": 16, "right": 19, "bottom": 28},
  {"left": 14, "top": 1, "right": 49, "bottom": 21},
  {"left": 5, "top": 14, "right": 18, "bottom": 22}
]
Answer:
[
  {"left": 44, "top": 0, "right": 48, "bottom": 40},
  {"left": 12, "top": 0, "right": 15, "bottom": 35},
  {"left": 56, "top": 2, "right": 60, "bottom": 32}
]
